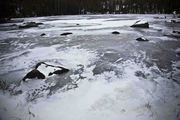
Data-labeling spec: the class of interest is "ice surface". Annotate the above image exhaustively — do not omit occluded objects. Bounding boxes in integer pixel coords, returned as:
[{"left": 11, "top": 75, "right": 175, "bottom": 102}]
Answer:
[
  {"left": 0, "top": 60, "right": 179, "bottom": 120},
  {"left": 0, "top": 14, "right": 180, "bottom": 120}
]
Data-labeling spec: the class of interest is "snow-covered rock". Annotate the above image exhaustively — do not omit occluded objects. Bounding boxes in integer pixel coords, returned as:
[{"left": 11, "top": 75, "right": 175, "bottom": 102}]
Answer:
[
  {"left": 131, "top": 20, "right": 149, "bottom": 28},
  {"left": 171, "top": 19, "right": 180, "bottom": 23},
  {"left": 22, "top": 62, "right": 69, "bottom": 81},
  {"left": 136, "top": 37, "right": 149, "bottom": 42}
]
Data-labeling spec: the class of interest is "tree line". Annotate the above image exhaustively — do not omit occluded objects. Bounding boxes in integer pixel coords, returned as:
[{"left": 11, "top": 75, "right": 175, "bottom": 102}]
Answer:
[{"left": 0, "top": 0, "right": 180, "bottom": 19}]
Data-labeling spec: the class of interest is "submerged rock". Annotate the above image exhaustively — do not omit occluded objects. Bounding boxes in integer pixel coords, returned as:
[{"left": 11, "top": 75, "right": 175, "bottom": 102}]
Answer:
[
  {"left": 131, "top": 20, "right": 149, "bottom": 28},
  {"left": 136, "top": 37, "right": 149, "bottom": 42},
  {"left": 23, "top": 69, "right": 45, "bottom": 81},
  {"left": 93, "top": 63, "right": 117, "bottom": 75},
  {"left": 19, "top": 22, "right": 43, "bottom": 29},
  {"left": 112, "top": 31, "right": 120, "bottom": 34},
  {"left": 61, "top": 32, "right": 73, "bottom": 36}
]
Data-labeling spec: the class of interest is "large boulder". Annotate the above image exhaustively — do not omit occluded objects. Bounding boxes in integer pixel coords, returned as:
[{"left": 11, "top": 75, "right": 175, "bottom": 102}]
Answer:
[
  {"left": 23, "top": 62, "right": 69, "bottom": 81},
  {"left": 19, "top": 22, "right": 43, "bottom": 29},
  {"left": 131, "top": 20, "right": 149, "bottom": 28}
]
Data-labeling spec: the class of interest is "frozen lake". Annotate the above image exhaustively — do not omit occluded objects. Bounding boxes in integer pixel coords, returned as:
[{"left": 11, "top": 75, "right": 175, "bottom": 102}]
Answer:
[{"left": 0, "top": 14, "right": 180, "bottom": 120}]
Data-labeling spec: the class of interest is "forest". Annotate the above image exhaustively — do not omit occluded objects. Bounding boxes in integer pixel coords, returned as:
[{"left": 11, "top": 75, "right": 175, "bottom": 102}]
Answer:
[{"left": 0, "top": 0, "right": 180, "bottom": 19}]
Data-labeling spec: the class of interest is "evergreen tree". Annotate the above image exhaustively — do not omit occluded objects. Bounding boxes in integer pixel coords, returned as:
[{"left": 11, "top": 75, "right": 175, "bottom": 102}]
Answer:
[{"left": 0, "top": 0, "right": 179, "bottom": 19}]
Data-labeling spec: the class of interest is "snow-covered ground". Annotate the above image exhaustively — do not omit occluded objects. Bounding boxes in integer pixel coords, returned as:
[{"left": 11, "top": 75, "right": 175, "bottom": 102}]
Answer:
[{"left": 0, "top": 14, "right": 180, "bottom": 120}]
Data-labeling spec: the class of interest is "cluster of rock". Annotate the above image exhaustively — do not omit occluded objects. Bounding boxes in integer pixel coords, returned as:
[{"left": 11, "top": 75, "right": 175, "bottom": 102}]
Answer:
[
  {"left": 111, "top": 20, "right": 150, "bottom": 41},
  {"left": 40, "top": 32, "right": 74, "bottom": 37},
  {"left": 21, "top": 20, "right": 152, "bottom": 82},
  {"left": 132, "top": 20, "right": 150, "bottom": 42},
  {"left": 153, "top": 16, "right": 166, "bottom": 19}
]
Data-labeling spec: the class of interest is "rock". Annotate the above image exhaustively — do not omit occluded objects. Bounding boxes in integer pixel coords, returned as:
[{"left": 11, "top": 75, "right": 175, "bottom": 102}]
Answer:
[
  {"left": 157, "top": 29, "right": 162, "bottom": 32},
  {"left": 23, "top": 62, "right": 70, "bottom": 81},
  {"left": 176, "top": 52, "right": 180, "bottom": 56},
  {"left": 35, "top": 62, "right": 43, "bottom": 69},
  {"left": 131, "top": 20, "right": 149, "bottom": 28},
  {"left": 112, "top": 31, "right": 120, "bottom": 34},
  {"left": 135, "top": 71, "right": 146, "bottom": 78},
  {"left": 153, "top": 16, "right": 166, "bottom": 19},
  {"left": 164, "top": 31, "right": 180, "bottom": 38},
  {"left": 10, "top": 24, "right": 17, "bottom": 27},
  {"left": 36, "top": 62, "right": 69, "bottom": 76},
  {"left": 40, "top": 33, "right": 46, "bottom": 36},
  {"left": 171, "top": 19, "right": 180, "bottom": 23},
  {"left": 23, "top": 69, "right": 45, "bottom": 81},
  {"left": 153, "top": 17, "right": 159, "bottom": 19},
  {"left": 173, "top": 31, "right": 180, "bottom": 34},
  {"left": 19, "top": 22, "right": 43, "bottom": 29},
  {"left": 0, "top": 80, "right": 9, "bottom": 90},
  {"left": 76, "top": 24, "right": 80, "bottom": 25},
  {"left": 48, "top": 69, "right": 69, "bottom": 76},
  {"left": 136, "top": 37, "right": 149, "bottom": 42},
  {"left": 12, "top": 90, "right": 23, "bottom": 95},
  {"left": 60, "top": 32, "right": 73, "bottom": 36}
]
